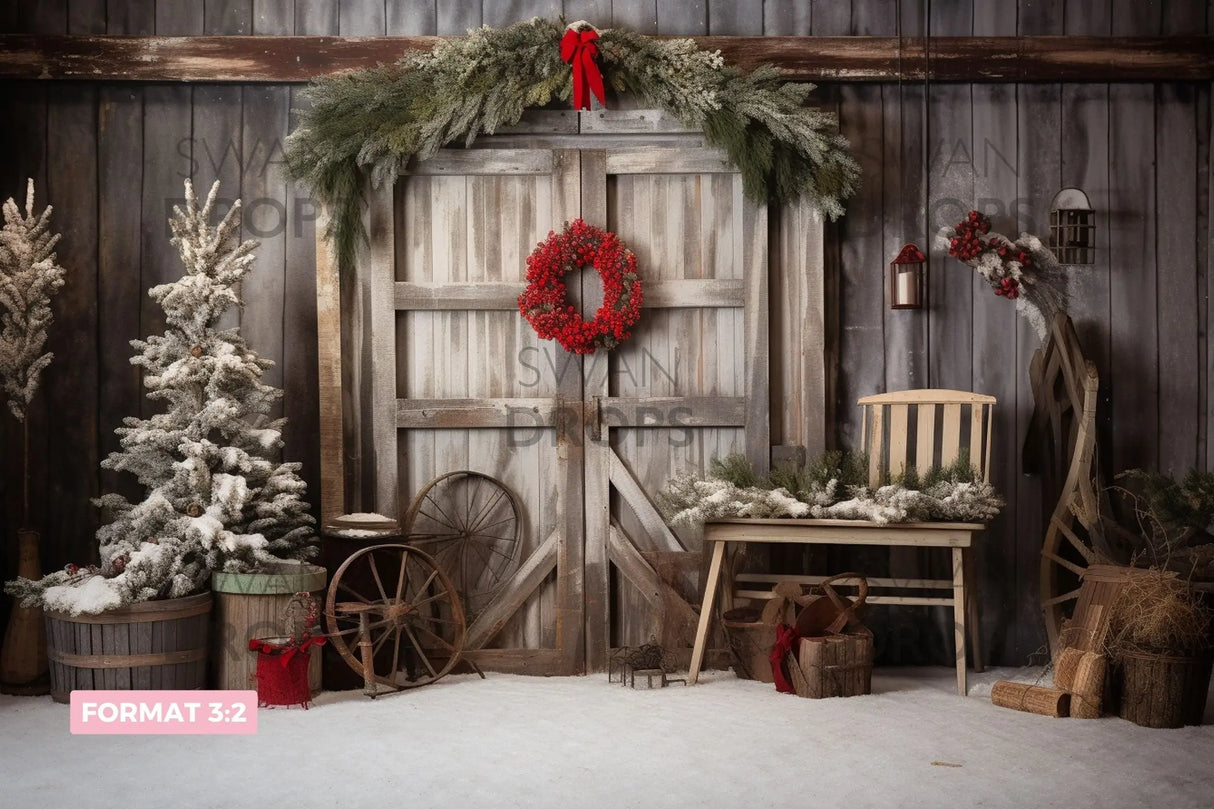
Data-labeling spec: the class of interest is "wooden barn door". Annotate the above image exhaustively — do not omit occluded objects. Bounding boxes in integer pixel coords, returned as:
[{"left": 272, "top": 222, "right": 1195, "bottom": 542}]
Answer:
[
  {"left": 393, "top": 148, "right": 586, "bottom": 675},
  {"left": 353, "top": 133, "right": 774, "bottom": 675},
  {"left": 580, "top": 148, "right": 769, "bottom": 671}
]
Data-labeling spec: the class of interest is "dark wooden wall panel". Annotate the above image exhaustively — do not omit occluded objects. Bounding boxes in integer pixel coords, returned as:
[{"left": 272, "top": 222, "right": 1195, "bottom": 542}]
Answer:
[
  {"left": 338, "top": 0, "right": 385, "bottom": 36},
  {"left": 1014, "top": 4, "right": 1061, "bottom": 664},
  {"left": 1062, "top": 0, "right": 1113, "bottom": 488},
  {"left": 972, "top": 0, "right": 1021, "bottom": 667},
  {"left": 437, "top": 1, "right": 483, "bottom": 35},
  {"left": 1157, "top": 84, "right": 1202, "bottom": 476},
  {"left": 44, "top": 82, "right": 99, "bottom": 572},
  {"left": 387, "top": 0, "right": 437, "bottom": 36},
  {"left": 296, "top": 0, "right": 339, "bottom": 35},
  {"left": 1, "top": 0, "right": 1212, "bottom": 670},
  {"left": 611, "top": 0, "right": 657, "bottom": 34},
  {"left": 285, "top": 0, "right": 334, "bottom": 548},
  {"left": 97, "top": 85, "right": 145, "bottom": 510}
]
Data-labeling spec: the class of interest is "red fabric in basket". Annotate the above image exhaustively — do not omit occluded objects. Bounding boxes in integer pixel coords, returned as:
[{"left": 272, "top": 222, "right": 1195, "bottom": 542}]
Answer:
[
  {"left": 249, "top": 636, "right": 325, "bottom": 708},
  {"left": 770, "top": 623, "right": 800, "bottom": 694}
]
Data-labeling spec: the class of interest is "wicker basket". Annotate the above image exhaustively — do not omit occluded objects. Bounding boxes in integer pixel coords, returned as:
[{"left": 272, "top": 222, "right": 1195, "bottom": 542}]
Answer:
[
  {"left": 1117, "top": 652, "right": 1212, "bottom": 728},
  {"left": 721, "top": 607, "right": 776, "bottom": 683}
]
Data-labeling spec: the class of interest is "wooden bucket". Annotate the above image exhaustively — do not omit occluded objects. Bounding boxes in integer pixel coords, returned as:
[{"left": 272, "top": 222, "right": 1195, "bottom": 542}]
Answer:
[
  {"left": 210, "top": 563, "right": 326, "bottom": 693},
  {"left": 1117, "top": 652, "right": 1212, "bottom": 728},
  {"left": 790, "top": 627, "right": 874, "bottom": 699},
  {"left": 721, "top": 607, "right": 776, "bottom": 683},
  {"left": 44, "top": 592, "right": 212, "bottom": 704}
]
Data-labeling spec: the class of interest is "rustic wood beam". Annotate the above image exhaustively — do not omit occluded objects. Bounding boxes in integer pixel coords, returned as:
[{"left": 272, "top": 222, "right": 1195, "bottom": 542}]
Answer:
[{"left": 0, "top": 35, "right": 1210, "bottom": 83}]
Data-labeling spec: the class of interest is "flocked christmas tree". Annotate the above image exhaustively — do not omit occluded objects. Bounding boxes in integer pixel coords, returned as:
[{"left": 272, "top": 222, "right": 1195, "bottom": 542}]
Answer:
[
  {"left": 0, "top": 179, "right": 66, "bottom": 527},
  {"left": 6, "top": 180, "right": 316, "bottom": 615},
  {"left": 0, "top": 179, "right": 65, "bottom": 693}
]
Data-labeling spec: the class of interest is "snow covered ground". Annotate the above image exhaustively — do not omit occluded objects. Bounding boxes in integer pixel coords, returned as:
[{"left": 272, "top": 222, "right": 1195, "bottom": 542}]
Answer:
[{"left": 2, "top": 666, "right": 1212, "bottom": 809}]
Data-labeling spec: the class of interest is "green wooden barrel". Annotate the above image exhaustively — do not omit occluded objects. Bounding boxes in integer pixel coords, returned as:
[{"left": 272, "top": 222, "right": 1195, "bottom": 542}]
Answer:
[{"left": 210, "top": 563, "right": 327, "bottom": 693}]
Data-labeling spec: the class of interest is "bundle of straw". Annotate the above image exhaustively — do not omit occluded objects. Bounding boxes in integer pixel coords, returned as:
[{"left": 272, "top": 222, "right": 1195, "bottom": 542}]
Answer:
[{"left": 1105, "top": 569, "right": 1212, "bottom": 658}]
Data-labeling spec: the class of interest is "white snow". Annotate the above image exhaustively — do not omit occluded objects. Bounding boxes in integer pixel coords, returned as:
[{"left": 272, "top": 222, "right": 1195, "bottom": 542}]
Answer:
[
  {"left": 330, "top": 528, "right": 394, "bottom": 538},
  {"left": 338, "top": 512, "right": 394, "bottom": 522},
  {"left": 39, "top": 574, "right": 122, "bottom": 616},
  {"left": 329, "top": 512, "right": 399, "bottom": 537},
  {"left": 2, "top": 666, "right": 1212, "bottom": 808}
]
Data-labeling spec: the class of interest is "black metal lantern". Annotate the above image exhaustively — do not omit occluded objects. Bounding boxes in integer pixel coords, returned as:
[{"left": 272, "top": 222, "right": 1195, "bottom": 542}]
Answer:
[
  {"left": 889, "top": 244, "right": 926, "bottom": 310},
  {"left": 1049, "top": 187, "right": 1095, "bottom": 265}
]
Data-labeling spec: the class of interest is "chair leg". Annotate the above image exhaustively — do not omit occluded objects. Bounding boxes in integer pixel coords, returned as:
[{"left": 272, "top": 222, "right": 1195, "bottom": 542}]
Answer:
[
  {"left": 964, "top": 547, "right": 984, "bottom": 673},
  {"left": 952, "top": 547, "right": 967, "bottom": 697}
]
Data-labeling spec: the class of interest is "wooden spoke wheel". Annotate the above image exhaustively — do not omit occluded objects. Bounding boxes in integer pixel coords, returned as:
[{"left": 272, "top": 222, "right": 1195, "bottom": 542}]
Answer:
[
  {"left": 1030, "top": 314, "right": 1103, "bottom": 657},
  {"left": 1041, "top": 506, "right": 1099, "bottom": 651},
  {"left": 403, "top": 471, "right": 523, "bottom": 617},
  {"left": 324, "top": 544, "right": 466, "bottom": 696}
]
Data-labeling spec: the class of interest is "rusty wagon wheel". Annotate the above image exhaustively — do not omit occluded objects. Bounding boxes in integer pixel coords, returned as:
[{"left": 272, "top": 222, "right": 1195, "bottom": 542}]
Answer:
[
  {"left": 324, "top": 544, "right": 466, "bottom": 696},
  {"left": 403, "top": 471, "right": 523, "bottom": 617}
]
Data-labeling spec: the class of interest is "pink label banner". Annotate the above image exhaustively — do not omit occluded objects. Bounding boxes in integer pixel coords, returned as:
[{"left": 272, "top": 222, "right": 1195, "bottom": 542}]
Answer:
[{"left": 70, "top": 690, "right": 259, "bottom": 735}]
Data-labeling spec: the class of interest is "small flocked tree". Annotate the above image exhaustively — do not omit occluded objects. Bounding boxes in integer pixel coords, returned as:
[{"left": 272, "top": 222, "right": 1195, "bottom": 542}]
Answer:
[
  {"left": 0, "top": 179, "right": 65, "bottom": 693},
  {"left": 0, "top": 179, "right": 66, "bottom": 529},
  {"left": 6, "top": 180, "right": 315, "bottom": 615}
]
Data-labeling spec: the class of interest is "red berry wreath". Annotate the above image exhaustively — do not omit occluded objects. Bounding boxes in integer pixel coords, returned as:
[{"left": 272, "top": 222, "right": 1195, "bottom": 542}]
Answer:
[{"left": 517, "top": 219, "right": 643, "bottom": 354}]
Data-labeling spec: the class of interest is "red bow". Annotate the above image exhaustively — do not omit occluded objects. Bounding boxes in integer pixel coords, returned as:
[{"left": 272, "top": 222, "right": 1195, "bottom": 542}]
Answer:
[{"left": 561, "top": 27, "right": 607, "bottom": 111}]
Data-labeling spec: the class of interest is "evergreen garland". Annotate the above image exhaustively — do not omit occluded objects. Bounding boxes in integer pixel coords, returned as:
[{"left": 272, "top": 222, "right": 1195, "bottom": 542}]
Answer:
[
  {"left": 660, "top": 453, "right": 1004, "bottom": 527},
  {"left": 286, "top": 17, "right": 860, "bottom": 275}
]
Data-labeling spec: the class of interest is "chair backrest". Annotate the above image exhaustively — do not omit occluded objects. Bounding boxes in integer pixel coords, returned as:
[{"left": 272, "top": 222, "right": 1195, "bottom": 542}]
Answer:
[{"left": 858, "top": 389, "right": 996, "bottom": 487}]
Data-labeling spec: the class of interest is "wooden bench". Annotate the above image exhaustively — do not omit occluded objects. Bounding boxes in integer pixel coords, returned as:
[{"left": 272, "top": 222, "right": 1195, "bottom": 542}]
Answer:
[{"left": 687, "top": 390, "right": 996, "bottom": 696}]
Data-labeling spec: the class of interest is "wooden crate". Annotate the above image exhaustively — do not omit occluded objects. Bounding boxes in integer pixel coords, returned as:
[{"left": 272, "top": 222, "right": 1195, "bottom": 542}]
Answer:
[{"left": 789, "top": 628, "right": 874, "bottom": 699}]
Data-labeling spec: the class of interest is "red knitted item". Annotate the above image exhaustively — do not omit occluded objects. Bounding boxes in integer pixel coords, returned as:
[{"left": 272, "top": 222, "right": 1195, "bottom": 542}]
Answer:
[{"left": 249, "top": 636, "right": 325, "bottom": 708}]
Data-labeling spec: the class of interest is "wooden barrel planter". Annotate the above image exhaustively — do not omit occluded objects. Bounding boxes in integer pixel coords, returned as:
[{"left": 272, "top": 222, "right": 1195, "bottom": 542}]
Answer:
[
  {"left": 44, "top": 592, "right": 212, "bottom": 704},
  {"left": 1117, "top": 652, "right": 1213, "bottom": 728},
  {"left": 210, "top": 563, "right": 327, "bottom": 693}
]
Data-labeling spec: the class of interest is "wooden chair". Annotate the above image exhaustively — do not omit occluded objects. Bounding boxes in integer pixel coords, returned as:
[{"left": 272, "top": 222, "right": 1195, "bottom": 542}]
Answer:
[
  {"left": 856, "top": 389, "right": 994, "bottom": 670},
  {"left": 699, "top": 389, "right": 995, "bottom": 695}
]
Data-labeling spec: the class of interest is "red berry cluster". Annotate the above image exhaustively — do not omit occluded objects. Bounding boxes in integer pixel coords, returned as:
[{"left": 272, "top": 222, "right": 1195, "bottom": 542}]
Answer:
[
  {"left": 948, "top": 210, "right": 991, "bottom": 261},
  {"left": 948, "top": 210, "right": 1035, "bottom": 302},
  {"left": 518, "top": 219, "right": 643, "bottom": 355},
  {"left": 994, "top": 277, "right": 1020, "bottom": 299}
]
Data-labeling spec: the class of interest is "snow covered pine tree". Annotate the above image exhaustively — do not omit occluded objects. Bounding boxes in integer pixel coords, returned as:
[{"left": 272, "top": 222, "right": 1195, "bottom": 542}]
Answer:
[{"left": 5, "top": 180, "right": 316, "bottom": 615}]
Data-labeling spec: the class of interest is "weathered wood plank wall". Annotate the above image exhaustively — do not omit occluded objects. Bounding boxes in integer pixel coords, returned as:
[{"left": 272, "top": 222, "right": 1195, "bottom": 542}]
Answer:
[{"left": 0, "top": 0, "right": 1210, "bottom": 667}]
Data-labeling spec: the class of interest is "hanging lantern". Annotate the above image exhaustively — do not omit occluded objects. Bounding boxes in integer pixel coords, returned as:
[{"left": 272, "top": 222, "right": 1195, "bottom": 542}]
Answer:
[
  {"left": 889, "top": 243, "right": 926, "bottom": 310},
  {"left": 1049, "top": 187, "right": 1095, "bottom": 265}
]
